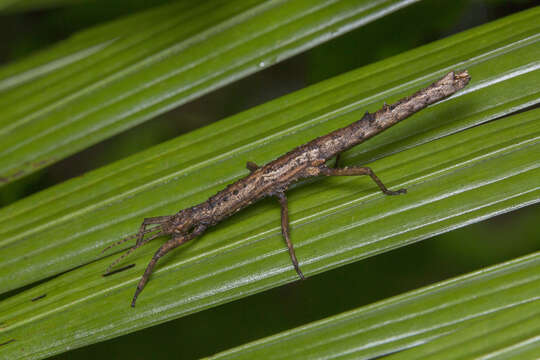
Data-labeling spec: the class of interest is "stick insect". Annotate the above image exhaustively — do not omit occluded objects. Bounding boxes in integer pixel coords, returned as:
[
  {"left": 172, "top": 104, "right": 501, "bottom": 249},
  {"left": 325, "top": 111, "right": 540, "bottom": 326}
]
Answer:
[{"left": 104, "top": 70, "right": 470, "bottom": 307}]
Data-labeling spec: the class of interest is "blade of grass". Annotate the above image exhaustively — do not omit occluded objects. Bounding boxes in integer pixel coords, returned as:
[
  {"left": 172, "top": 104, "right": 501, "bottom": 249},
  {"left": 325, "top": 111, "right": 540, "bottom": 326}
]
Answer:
[
  {"left": 0, "top": 6, "right": 538, "bottom": 293},
  {"left": 0, "top": 0, "right": 421, "bottom": 184},
  {"left": 0, "top": 102, "right": 538, "bottom": 360},
  {"left": 208, "top": 252, "right": 540, "bottom": 360}
]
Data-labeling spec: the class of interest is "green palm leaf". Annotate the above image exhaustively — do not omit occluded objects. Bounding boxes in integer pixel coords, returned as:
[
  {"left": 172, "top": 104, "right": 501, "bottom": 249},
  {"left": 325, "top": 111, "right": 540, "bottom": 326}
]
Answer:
[
  {"left": 0, "top": 0, "right": 88, "bottom": 12},
  {"left": 0, "top": 4, "right": 538, "bottom": 360},
  {"left": 0, "top": 0, "right": 419, "bottom": 184},
  {"left": 210, "top": 251, "right": 540, "bottom": 359}
]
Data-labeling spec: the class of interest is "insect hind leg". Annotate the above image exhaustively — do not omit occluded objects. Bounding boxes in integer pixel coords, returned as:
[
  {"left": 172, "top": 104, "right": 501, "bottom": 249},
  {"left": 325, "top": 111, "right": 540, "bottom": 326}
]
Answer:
[{"left": 319, "top": 165, "right": 406, "bottom": 195}]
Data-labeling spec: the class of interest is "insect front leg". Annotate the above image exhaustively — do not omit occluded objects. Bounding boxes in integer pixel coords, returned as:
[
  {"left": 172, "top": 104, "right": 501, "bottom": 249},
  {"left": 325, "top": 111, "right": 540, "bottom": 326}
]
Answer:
[
  {"left": 319, "top": 165, "right": 406, "bottom": 195},
  {"left": 105, "top": 230, "right": 167, "bottom": 274},
  {"left": 136, "top": 216, "right": 173, "bottom": 246},
  {"left": 275, "top": 192, "right": 305, "bottom": 280},
  {"left": 102, "top": 216, "right": 173, "bottom": 256},
  {"left": 131, "top": 224, "right": 206, "bottom": 307}
]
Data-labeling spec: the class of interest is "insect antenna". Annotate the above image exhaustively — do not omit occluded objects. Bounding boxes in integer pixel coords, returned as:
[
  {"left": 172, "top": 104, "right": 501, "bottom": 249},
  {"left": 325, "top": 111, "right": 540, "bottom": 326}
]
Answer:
[
  {"left": 101, "top": 226, "right": 157, "bottom": 254},
  {"left": 105, "top": 230, "right": 166, "bottom": 274},
  {"left": 101, "top": 233, "right": 137, "bottom": 254}
]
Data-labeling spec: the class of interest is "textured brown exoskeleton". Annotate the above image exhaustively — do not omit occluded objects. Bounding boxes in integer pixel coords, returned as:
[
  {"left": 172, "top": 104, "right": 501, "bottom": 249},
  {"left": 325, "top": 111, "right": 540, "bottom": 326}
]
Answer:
[{"left": 104, "top": 71, "right": 471, "bottom": 307}]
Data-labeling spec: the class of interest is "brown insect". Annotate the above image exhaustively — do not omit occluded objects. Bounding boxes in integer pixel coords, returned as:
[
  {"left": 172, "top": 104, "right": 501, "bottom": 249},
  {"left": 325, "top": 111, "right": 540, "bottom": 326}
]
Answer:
[{"left": 104, "top": 71, "right": 470, "bottom": 307}]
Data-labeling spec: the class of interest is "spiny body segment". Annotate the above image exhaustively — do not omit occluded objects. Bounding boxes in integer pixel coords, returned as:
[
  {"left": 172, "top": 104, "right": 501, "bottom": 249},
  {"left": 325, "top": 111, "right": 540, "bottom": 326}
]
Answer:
[{"left": 104, "top": 71, "right": 471, "bottom": 307}]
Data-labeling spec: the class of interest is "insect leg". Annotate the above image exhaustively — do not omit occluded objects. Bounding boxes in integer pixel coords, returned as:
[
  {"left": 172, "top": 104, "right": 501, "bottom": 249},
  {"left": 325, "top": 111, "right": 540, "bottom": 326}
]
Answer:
[
  {"left": 334, "top": 153, "right": 341, "bottom": 168},
  {"left": 103, "top": 216, "right": 171, "bottom": 254},
  {"left": 131, "top": 225, "right": 206, "bottom": 307},
  {"left": 319, "top": 166, "right": 406, "bottom": 195},
  {"left": 105, "top": 230, "right": 165, "bottom": 274},
  {"left": 136, "top": 216, "right": 173, "bottom": 246},
  {"left": 275, "top": 192, "right": 305, "bottom": 280},
  {"left": 246, "top": 161, "right": 259, "bottom": 172}
]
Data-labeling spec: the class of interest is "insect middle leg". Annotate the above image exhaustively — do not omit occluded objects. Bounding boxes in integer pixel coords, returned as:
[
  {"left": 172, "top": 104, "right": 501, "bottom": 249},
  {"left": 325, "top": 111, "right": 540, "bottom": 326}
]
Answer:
[
  {"left": 334, "top": 153, "right": 341, "bottom": 168},
  {"left": 319, "top": 165, "right": 406, "bottom": 195},
  {"left": 275, "top": 192, "right": 305, "bottom": 280}
]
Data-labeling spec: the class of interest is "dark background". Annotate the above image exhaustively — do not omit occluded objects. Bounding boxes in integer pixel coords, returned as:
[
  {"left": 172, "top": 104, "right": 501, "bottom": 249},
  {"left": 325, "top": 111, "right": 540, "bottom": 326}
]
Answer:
[{"left": 0, "top": 0, "right": 538, "bottom": 358}]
